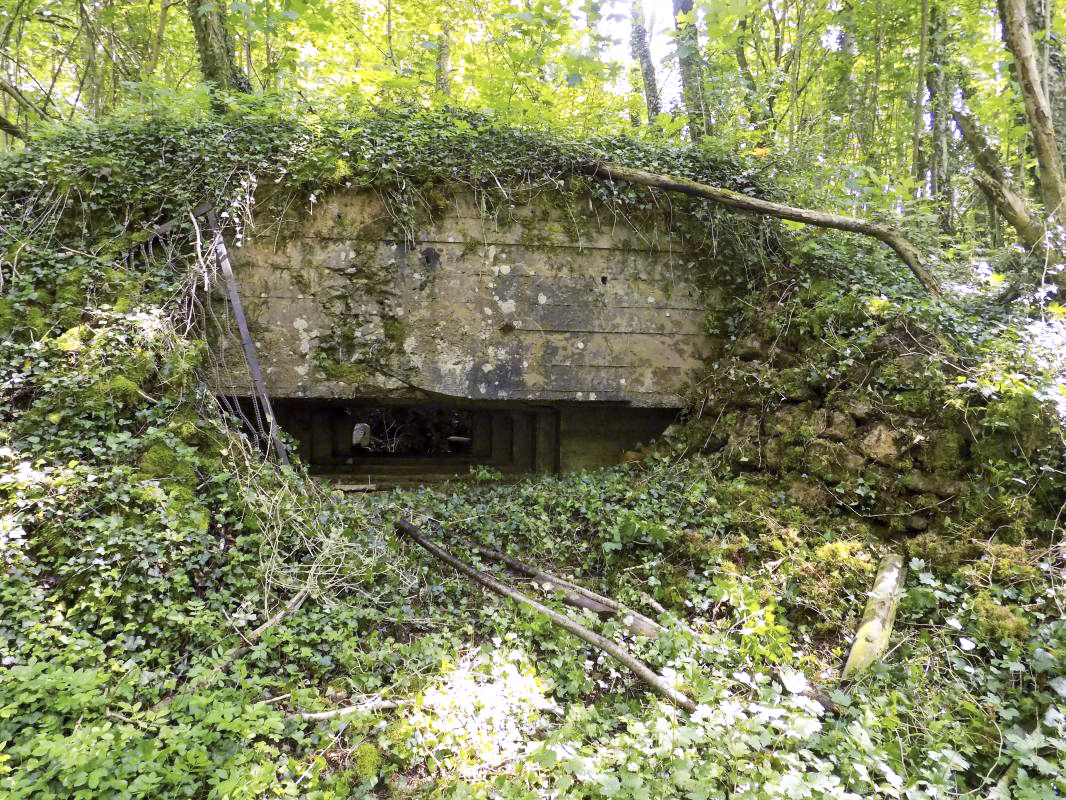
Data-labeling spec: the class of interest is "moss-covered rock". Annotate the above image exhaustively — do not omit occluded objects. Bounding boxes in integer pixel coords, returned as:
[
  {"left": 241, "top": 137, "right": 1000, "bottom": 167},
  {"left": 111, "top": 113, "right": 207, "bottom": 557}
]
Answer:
[
  {"left": 55, "top": 324, "right": 91, "bottom": 352},
  {"left": 91, "top": 375, "right": 144, "bottom": 406},
  {"left": 776, "top": 367, "right": 817, "bottom": 401},
  {"left": 974, "top": 591, "right": 1029, "bottom": 641},
  {"left": 914, "top": 428, "right": 968, "bottom": 472},
  {"left": 859, "top": 423, "right": 904, "bottom": 467},
  {"left": 804, "top": 440, "right": 864, "bottom": 484},
  {"left": 138, "top": 442, "right": 199, "bottom": 484}
]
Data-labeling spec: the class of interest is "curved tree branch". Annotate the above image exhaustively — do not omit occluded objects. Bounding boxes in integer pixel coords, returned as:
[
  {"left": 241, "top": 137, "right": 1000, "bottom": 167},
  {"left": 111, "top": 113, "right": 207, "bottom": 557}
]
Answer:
[
  {"left": 585, "top": 162, "right": 941, "bottom": 295},
  {"left": 0, "top": 112, "right": 25, "bottom": 140}
]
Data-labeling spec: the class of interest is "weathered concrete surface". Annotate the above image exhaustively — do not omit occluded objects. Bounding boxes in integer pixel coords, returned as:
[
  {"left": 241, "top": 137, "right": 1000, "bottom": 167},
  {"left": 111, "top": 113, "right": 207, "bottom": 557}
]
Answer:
[{"left": 214, "top": 187, "right": 721, "bottom": 407}]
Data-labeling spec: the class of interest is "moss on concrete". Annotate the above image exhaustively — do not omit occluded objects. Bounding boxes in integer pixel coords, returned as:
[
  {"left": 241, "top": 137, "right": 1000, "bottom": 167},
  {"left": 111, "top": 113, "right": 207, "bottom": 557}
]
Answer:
[{"left": 315, "top": 355, "right": 377, "bottom": 385}]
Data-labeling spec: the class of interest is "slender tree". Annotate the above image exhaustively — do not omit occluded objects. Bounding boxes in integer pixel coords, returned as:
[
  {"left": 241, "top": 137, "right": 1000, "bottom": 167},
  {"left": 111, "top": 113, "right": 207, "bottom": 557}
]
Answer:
[
  {"left": 672, "top": 0, "right": 709, "bottom": 140},
  {"left": 630, "top": 0, "right": 660, "bottom": 124},
  {"left": 1026, "top": 0, "right": 1066, "bottom": 152},
  {"left": 927, "top": 2, "right": 953, "bottom": 231},
  {"left": 435, "top": 22, "right": 452, "bottom": 97},
  {"left": 186, "top": 0, "right": 252, "bottom": 92},
  {"left": 1000, "top": 0, "right": 1066, "bottom": 219},
  {"left": 912, "top": 0, "right": 929, "bottom": 180}
]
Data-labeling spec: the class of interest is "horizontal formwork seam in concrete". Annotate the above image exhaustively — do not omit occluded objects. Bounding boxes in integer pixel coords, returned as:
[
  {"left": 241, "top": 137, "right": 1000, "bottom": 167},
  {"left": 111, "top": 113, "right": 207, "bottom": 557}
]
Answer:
[
  {"left": 233, "top": 296, "right": 705, "bottom": 311},
  {"left": 218, "top": 329, "right": 708, "bottom": 340},
  {"left": 294, "top": 236, "right": 684, "bottom": 253}
]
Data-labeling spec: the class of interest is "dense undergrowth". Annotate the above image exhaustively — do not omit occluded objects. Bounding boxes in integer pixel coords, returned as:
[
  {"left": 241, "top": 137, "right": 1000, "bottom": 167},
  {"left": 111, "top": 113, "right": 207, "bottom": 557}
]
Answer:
[{"left": 0, "top": 100, "right": 1064, "bottom": 798}]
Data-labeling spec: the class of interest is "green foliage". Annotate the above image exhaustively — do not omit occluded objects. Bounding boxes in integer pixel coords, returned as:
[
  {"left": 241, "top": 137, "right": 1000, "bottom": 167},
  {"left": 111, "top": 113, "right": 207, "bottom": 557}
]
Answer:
[{"left": 1, "top": 98, "right": 1064, "bottom": 799}]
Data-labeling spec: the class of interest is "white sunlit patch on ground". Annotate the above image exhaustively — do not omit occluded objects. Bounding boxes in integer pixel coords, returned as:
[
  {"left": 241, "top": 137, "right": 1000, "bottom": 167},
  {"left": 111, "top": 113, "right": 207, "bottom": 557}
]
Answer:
[
  {"left": 522, "top": 674, "right": 864, "bottom": 799},
  {"left": 947, "top": 260, "right": 1066, "bottom": 420},
  {"left": 1022, "top": 315, "right": 1066, "bottom": 419},
  {"left": 942, "top": 259, "right": 1007, "bottom": 297},
  {"left": 402, "top": 646, "right": 556, "bottom": 780}
]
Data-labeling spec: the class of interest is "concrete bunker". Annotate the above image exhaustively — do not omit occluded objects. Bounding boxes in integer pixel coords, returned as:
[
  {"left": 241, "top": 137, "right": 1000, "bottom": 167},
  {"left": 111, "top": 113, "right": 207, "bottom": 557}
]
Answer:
[{"left": 213, "top": 184, "right": 721, "bottom": 482}]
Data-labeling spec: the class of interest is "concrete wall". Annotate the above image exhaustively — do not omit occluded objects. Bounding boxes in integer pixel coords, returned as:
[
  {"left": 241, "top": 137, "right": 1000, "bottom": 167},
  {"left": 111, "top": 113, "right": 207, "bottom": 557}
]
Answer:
[
  {"left": 558, "top": 406, "right": 678, "bottom": 471},
  {"left": 214, "top": 186, "right": 720, "bottom": 408}
]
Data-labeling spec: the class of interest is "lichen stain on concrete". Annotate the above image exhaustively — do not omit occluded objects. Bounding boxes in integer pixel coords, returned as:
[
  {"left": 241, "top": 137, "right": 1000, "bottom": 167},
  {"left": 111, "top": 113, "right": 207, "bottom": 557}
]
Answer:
[
  {"left": 221, "top": 187, "right": 719, "bottom": 408},
  {"left": 292, "top": 317, "right": 315, "bottom": 355}
]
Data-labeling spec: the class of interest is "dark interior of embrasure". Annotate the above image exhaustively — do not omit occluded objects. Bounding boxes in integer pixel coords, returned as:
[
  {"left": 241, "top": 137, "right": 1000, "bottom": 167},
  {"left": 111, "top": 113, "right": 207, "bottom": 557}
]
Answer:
[{"left": 225, "top": 397, "right": 679, "bottom": 487}]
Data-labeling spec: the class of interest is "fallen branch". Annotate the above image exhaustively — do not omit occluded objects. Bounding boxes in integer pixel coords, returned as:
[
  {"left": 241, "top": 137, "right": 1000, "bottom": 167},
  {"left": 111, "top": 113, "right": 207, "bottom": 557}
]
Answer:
[
  {"left": 290, "top": 699, "right": 401, "bottom": 721},
  {"left": 0, "top": 77, "right": 53, "bottom": 122},
  {"left": 461, "top": 538, "right": 665, "bottom": 637},
  {"left": 0, "top": 113, "right": 25, "bottom": 140},
  {"left": 395, "top": 520, "right": 696, "bottom": 713},
  {"left": 585, "top": 162, "right": 941, "bottom": 296}
]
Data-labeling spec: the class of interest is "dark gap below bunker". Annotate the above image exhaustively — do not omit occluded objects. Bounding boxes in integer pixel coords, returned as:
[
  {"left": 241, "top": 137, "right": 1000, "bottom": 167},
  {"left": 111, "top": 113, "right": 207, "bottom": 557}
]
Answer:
[{"left": 225, "top": 397, "right": 679, "bottom": 488}]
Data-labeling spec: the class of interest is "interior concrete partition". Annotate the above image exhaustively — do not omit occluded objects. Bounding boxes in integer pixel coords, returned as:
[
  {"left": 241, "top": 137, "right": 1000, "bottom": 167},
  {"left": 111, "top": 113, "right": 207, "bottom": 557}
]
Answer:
[{"left": 211, "top": 184, "right": 718, "bottom": 480}]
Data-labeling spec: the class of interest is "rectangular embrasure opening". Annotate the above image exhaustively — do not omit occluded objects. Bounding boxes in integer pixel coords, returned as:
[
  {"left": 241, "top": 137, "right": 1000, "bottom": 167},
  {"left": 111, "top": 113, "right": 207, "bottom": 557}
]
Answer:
[{"left": 222, "top": 397, "right": 678, "bottom": 486}]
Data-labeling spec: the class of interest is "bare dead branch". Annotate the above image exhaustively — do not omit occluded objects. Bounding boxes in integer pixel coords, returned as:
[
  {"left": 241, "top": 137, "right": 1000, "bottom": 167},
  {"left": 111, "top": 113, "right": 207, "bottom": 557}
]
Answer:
[{"left": 395, "top": 520, "right": 697, "bottom": 713}]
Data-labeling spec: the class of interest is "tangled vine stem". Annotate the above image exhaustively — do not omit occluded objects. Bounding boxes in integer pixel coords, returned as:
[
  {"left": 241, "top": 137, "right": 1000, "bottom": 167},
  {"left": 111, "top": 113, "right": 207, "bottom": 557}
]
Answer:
[{"left": 584, "top": 162, "right": 942, "bottom": 296}]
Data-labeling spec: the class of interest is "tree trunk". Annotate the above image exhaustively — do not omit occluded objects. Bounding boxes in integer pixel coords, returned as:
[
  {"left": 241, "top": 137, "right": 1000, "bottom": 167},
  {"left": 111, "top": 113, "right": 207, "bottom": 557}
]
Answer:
[
  {"left": 672, "top": 0, "right": 708, "bottom": 140},
  {"left": 435, "top": 23, "right": 452, "bottom": 97},
  {"left": 734, "top": 16, "right": 765, "bottom": 133},
  {"left": 912, "top": 0, "right": 929, "bottom": 180},
  {"left": 186, "top": 0, "right": 252, "bottom": 93},
  {"left": 953, "top": 98, "right": 1049, "bottom": 252},
  {"left": 630, "top": 0, "right": 660, "bottom": 124},
  {"left": 1027, "top": 0, "right": 1066, "bottom": 154},
  {"left": 584, "top": 162, "right": 941, "bottom": 294},
  {"left": 927, "top": 3, "right": 953, "bottom": 231},
  {"left": 144, "top": 0, "right": 169, "bottom": 78},
  {"left": 1000, "top": 0, "right": 1066, "bottom": 219}
]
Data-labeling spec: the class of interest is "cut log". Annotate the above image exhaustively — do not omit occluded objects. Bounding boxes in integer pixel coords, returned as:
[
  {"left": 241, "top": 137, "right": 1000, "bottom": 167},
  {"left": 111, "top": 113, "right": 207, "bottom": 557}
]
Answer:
[
  {"left": 395, "top": 520, "right": 697, "bottom": 713},
  {"left": 841, "top": 552, "right": 905, "bottom": 680},
  {"left": 585, "top": 163, "right": 941, "bottom": 295}
]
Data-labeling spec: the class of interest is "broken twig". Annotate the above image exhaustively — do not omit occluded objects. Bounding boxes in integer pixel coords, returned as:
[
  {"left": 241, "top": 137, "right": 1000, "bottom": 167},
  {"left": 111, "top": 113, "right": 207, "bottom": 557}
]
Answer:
[{"left": 290, "top": 700, "right": 402, "bottom": 721}]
